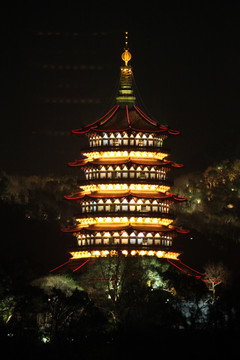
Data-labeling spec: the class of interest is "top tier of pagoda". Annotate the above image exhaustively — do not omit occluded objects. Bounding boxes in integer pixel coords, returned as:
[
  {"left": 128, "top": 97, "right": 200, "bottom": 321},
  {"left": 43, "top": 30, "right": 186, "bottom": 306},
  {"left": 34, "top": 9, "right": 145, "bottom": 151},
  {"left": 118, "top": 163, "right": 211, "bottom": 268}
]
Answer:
[
  {"left": 72, "top": 32, "right": 179, "bottom": 137},
  {"left": 62, "top": 33, "right": 188, "bottom": 261}
]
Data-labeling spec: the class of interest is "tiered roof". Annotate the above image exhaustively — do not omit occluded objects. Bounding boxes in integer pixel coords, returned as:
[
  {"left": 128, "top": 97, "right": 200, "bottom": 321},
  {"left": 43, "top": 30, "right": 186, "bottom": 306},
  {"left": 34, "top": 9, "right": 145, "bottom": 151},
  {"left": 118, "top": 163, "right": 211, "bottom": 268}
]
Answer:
[
  {"left": 68, "top": 158, "right": 183, "bottom": 168},
  {"left": 72, "top": 104, "right": 180, "bottom": 135}
]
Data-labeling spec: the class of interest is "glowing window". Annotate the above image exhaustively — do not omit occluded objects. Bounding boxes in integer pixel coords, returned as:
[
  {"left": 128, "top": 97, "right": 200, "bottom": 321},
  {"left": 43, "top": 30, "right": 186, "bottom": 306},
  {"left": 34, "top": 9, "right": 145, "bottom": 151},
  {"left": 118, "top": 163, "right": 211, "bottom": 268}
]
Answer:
[
  {"left": 116, "top": 133, "right": 122, "bottom": 145},
  {"left": 148, "top": 134, "right": 153, "bottom": 146},
  {"left": 123, "top": 133, "right": 128, "bottom": 145},
  {"left": 98, "top": 199, "right": 104, "bottom": 211},
  {"left": 105, "top": 199, "right": 112, "bottom": 212},
  {"left": 146, "top": 232, "right": 153, "bottom": 245},
  {"left": 137, "top": 232, "right": 144, "bottom": 244},
  {"left": 102, "top": 133, "right": 108, "bottom": 145},
  {"left": 129, "top": 198, "right": 135, "bottom": 211},
  {"left": 121, "top": 231, "right": 128, "bottom": 244},
  {"left": 113, "top": 232, "right": 120, "bottom": 244},
  {"left": 100, "top": 166, "right": 106, "bottom": 179},
  {"left": 150, "top": 167, "right": 155, "bottom": 179},
  {"left": 130, "top": 232, "right": 136, "bottom": 244},
  {"left": 103, "top": 232, "right": 110, "bottom": 244},
  {"left": 154, "top": 233, "right": 161, "bottom": 245},
  {"left": 129, "top": 166, "right": 135, "bottom": 178},
  {"left": 130, "top": 134, "right": 134, "bottom": 145},
  {"left": 95, "top": 232, "right": 102, "bottom": 244},
  {"left": 122, "top": 165, "right": 128, "bottom": 178},
  {"left": 122, "top": 198, "right": 128, "bottom": 211}
]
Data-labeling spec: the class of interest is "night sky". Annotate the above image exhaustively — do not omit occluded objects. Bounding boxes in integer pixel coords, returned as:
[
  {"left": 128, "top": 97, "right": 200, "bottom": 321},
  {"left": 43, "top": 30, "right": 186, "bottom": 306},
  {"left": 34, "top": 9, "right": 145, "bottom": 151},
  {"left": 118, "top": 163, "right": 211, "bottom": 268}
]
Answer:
[{"left": 2, "top": 2, "right": 240, "bottom": 176}]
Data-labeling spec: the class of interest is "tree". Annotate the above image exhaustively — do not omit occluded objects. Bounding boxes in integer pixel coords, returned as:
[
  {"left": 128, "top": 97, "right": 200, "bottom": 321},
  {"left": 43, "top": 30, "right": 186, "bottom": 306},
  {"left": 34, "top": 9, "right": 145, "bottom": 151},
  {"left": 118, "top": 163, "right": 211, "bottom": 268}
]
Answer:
[
  {"left": 32, "top": 274, "right": 90, "bottom": 341},
  {"left": 204, "top": 262, "right": 230, "bottom": 302}
]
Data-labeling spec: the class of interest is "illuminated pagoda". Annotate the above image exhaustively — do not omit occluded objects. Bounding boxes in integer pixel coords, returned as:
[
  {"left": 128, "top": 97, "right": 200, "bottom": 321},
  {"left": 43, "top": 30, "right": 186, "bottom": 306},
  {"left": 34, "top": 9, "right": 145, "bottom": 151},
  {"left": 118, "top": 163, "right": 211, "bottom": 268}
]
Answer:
[{"left": 62, "top": 33, "right": 188, "bottom": 265}]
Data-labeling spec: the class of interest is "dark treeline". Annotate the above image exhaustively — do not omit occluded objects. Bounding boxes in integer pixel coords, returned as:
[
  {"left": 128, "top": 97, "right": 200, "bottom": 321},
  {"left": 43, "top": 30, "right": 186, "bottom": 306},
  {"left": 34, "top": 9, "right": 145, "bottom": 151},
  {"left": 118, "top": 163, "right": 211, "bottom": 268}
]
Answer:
[{"left": 1, "top": 158, "right": 240, "bottom": 356}]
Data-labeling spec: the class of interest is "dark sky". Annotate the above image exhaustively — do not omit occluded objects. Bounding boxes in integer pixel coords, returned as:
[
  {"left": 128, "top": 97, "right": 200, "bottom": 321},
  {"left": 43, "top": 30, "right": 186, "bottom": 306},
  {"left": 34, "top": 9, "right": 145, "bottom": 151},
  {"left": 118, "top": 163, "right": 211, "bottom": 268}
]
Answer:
[{"left": 2, "top": 2, "right": 240, "bottom": 176}]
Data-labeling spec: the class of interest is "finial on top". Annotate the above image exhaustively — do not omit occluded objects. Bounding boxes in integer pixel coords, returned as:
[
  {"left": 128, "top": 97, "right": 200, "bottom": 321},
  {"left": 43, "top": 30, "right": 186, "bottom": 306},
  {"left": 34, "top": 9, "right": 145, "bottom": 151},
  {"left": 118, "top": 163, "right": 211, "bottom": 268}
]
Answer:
[
  {"left": 121, "top": 31, "right": 132, "bottom": 66},
  {"left": 125, "top": 31, "right": 128, "bottom": 49}
]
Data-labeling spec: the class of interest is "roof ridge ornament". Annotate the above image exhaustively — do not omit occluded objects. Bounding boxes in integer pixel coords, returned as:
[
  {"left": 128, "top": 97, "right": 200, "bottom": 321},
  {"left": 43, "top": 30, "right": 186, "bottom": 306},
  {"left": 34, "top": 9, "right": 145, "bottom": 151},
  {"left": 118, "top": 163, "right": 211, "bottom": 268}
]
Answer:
[{"left": 121, "top": 31, "right": 132, "bottom": 66}]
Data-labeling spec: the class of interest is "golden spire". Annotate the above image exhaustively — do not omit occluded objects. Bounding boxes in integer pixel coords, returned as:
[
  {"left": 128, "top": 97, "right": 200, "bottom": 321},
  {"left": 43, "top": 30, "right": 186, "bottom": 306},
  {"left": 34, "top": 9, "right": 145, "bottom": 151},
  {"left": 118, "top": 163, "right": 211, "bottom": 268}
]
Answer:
[{"left": 121, "top": 31, "right": 132, "bottom": 66}]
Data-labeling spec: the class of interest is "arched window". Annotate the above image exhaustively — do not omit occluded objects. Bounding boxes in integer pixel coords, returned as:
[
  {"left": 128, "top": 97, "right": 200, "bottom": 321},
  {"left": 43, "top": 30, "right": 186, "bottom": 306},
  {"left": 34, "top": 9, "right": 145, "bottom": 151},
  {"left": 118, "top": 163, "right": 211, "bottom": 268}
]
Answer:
[
  {"left": 116, "top": 133, "right": 122, "bottom": 145},
  {"left": 102, "top": 133, "right": 108, "bottom": 146},
  {"left": 162, "top": 236, "right": 170, "bottom": 247},
  {"left": 89, "top": 201, "right": 93, "bottom": 212},
  {"left": 122, "top": 165, "right": 128, "bottom": 178},
  {"left": 109, "top": 133, "right": 115, "bottom": 146},
  {"left": 154, "top": 233, "right": 161, "bottom": 245},
  {"left": 96, "top": 135, "right": 101, "bottom": 146},
  {"left": 93, "top": 168, "right": 98, "bottom": 179},
  {"left": 157, "top": 169, "right": 165, "bottom": 180},
  {"left": 130, "top": 134, "right": 134, "bottom": 146},
  {"left": 81, "top": 234, "right": 86, "bottom": 246},
  {"left": 144, "top": 199, "right": 151, "bottom": 212},
  {"left": 114, "top": 199, "right": 121, "bottom": 212},
  {"left": 156, "top": 137, "right": 163, "bottom": 147},
  {"left": 142, "top": 134, "right": 147, "bottom": 146},
  {"left": 146, "top": 233, "right": 153, "bottom": 245},
  {"left": 130, "top": 231, "right": 136, "bottom": 244},
  {"left": 143, "top": 166, "right": 149, "bottom": 179},
  {"left": 114, "top": 166, "right": 121, "bottom": 179},
  {"left": 113, "top": 232, "right": 120, "bottom": 244},
  {"left": 123, "top": 132, "right": 129, "bottom": 146},
  {"left": 135, "top": 133, "right": 141, "bottom": 146},
  {"left": 81, "top": 201, "right": 86, "bottom": 213},
  {"left": 148, "top": 134, "right": 153, "bottom": 146},
  {"left": 98, "top": 199, "right": 104, "bottom": 212},
  {"left": 121, "top": 231, "right": 128, "bottom": 244},
  {"left": 103, "top": 232, "right": 110, "bottom": 244},
  {"left": 150, "top": 167, "right": 155, "bottom": 179},
  {"left": 95, "top": 232, "right": 102, "bottom": 244},
  {"left": 137, "top": 232, "right": 144, "bottom": 244},
  {"left": 152, "top": 200, "right": 158, "bottom": 212},
  {"left": 122, "top": 198, "right": 128, "bottom": 211},
  {"left": 137, "top": 199, "right": 143, "bottom": 212},
  {"left": 105, "top": 199, "right": 112, "bottom": 212},
  {"left": 129, "top": 198, "right": 136, "bottom": 212},
  {"left": 136, "top": 166, "right": 142, "bottom": 179},
  {"left": 100, "top": 166, "right": 106, "bottom": 179},
  {"left": 107, "top": 166, "right": 113, "bottom": 179},
  {"left": 92, "top": 200, "right": 97, "bottom": 212},
  {"left": 128, "top": 166, "right": 134, "bottom": 178}
]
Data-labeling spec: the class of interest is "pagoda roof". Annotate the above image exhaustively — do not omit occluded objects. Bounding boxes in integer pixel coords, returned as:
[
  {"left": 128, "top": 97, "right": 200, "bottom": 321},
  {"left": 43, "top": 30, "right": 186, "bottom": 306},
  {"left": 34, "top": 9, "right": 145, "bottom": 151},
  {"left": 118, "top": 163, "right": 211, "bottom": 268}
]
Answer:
[
  {"left": 64, "top": 190, "right": 187, "bottom": 202},
  {"left": 61, "top": 223, "right": 189, "bottom": 234},
  {"left": 72, "top": 104, "right": 180, "bottom": 135},
  {"left": 68, "top": 157, "right": 183, "bottom": 168}
]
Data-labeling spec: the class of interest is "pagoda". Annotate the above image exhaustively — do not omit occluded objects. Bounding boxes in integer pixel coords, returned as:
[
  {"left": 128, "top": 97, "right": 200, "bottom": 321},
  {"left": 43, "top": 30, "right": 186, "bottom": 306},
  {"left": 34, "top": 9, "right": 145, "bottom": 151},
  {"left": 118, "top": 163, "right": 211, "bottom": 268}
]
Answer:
[{"left": 62, "top": 33, "right": 188, "bottom": 265}]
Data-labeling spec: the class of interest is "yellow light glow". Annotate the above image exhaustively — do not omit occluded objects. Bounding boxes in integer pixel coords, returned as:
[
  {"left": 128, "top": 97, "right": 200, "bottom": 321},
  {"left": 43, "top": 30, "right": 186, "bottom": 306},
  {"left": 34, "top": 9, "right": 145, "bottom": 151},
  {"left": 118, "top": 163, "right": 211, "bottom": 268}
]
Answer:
[
  {"left": 82, "top": 150, "right": 168, "bottom": 161},
  {"left": 70, "top": 250, "right": 180, "bottom": 260},
  {"left": 80, "top": 183, "right": 170, "bottom": 194},
  {"left": 75, "top": 216, "right": 173, "bottom": 227},
  {"left": 121, "top": 49, "right": 131, "bottom": 66}
]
